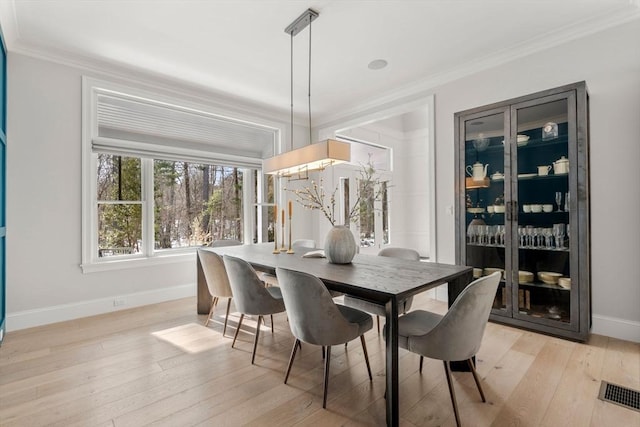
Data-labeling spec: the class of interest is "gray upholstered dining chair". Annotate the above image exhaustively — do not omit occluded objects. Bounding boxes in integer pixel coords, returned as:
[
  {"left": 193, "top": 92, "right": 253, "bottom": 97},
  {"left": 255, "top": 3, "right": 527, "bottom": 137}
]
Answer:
[
  {"left": 197, "top": 249, "right": 234, "bottom": 335},
  {"left": 209, "top": 239, "right": 242, "bottom": 247},
  {"left": 388, "top": 271, "right": 501, "bottom": 427},
  {"left": 292, "top": 238, "right": 316, "bottom": 250},
  {"left": 223, "top": 254, "right": 286, "bottom": 364},
  {"left": 343, "top": 247, "right": 420, "bottom": 333},
  {"left": 275, "top": 267, "right": 373, "bottom": 409}
]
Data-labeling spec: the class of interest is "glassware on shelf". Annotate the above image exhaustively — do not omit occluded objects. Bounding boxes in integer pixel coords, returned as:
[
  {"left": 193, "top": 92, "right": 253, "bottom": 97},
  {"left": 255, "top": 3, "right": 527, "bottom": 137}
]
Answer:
[
  {"left": 555, "top": 192, "right": 563, "bottom": 212},
  {"left": 488, "top": 225, "right": 494, "bottom": 244},
  {"left": 564, "top": 191, "right": 570, "bottom": 212},
  {"left": 498, "top": 225, "right": 505, "bottom": 246},
  {"left": 535, "top": 227, "right": 545, "bottom": 248},
  {"left": 482, "top": 225, "right": 491, "bottom": 245},
  {"left": 526, "top": 225, "right": 534, "bottom": 247},
  {"left": 467, "top": 224, "right": 475, "bottom": 244},
  {"left": 494, "top": 225, "right": 503, "bottom": 246},
  {"left": 553, "top": 223, "right": 565, "bottom": 249},
  {"left": 518, "top": 226, "right": 525, "bottom": 247},
  {"left": 543, "top": 228, "right": 554, "bottom": 248},
  {"left": 531, "top": 227, "right": 538, "bottom": 247}
]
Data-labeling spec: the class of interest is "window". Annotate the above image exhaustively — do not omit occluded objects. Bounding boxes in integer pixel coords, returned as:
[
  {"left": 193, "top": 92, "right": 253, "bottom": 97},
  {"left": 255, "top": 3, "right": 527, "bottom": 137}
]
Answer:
[
  {"left": 97, "top": 154, "right": 142, "bottom": 257},
  {"left": 94, "top": 154, "right": 251, "bottom": 261},
  {"left": 82, "top": 78, "right": 283, "bottom": 271},
  {"left": 252, "top": 172, "right": 276, "bottom": 244},
  {"left": 335, "top": 136, "right": 392, "bottom": 251},
  {"left": 153, "top": 161, "right": 244, "bottom": 251}
]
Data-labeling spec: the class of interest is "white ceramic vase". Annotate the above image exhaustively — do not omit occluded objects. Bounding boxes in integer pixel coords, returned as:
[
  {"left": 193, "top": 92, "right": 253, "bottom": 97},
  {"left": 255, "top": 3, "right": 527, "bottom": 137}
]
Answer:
[{"left": 324, "top": 225, "right": 357, "bottom": 264}]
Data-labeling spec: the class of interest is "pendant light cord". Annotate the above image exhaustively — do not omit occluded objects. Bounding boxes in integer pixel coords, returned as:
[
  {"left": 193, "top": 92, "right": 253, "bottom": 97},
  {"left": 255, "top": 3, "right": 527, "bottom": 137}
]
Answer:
[
  {"left": 308, "top": 18, "right": 312, "bottom": 145},
  {"left": 288, "top": 11, "right": 315, "bottom": 152}
]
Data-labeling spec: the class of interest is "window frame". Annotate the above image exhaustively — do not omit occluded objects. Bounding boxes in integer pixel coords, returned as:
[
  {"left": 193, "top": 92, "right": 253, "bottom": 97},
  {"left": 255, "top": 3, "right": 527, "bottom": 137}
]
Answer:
[{"left": 81, "top": 77, "right": 284, "bottom": 273}]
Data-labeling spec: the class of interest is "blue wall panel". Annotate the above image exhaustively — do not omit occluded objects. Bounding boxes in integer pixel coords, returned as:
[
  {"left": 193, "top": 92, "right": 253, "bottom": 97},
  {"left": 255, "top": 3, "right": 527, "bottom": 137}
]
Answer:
[{"left": 0, "top": 26, "right": 6, "bottom": 343}]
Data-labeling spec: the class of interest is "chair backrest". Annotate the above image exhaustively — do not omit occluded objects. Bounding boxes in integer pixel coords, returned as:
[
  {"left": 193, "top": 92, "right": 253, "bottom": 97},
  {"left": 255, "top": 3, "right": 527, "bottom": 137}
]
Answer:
[
  {"left": 198, "top": 249, "right": 233, "bottom": 298},
  {"left": 292, "top": 239, "right": 316, "bottom": 250},
  {"left": 223, "top": 255, "right": 282, "bottom": 315},
  {"left": 276, "top": 267, "right": 359, "bottom": 346},
  {"left": 378, "top": 247, "right": 420, "bottom": 261},
  {"left": 409, "top": 272, "right": 501, "bottom": 361},
  {"left": 378, "top": 247, "right": 420, "bottom": 313},
  {"left": 210, "top": 239, "right": 242, "bottom": 247}
]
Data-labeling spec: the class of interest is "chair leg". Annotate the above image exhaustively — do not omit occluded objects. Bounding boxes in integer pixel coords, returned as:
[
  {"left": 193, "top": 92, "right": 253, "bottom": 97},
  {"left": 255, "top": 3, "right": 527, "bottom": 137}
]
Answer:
[
  {"left": 443, "top": 361, "right": 462, "bottom": 427},
  {"left": 232, "top": 314, "right": 244, "bottom": 348},
  {"left": 223, "top": 298, "right": 232, "bottom": 337},
  {"left": 270, "top": 314, "right": 274, "bottom": 334},
  {"left": 323, "top": 345, "right": 332, "bottom": 408},
  {"left": 419, "top": 356, "right": 424, "bottom": 373},
  {"left": 322, "top": 345, "right": 325, "bottom": 359},
  {"left": 284, "top": 339, "right": 300, "bottom": 384},
  {"left": 360, "top": 335, "right": 372, "bottom": 381},
  {"left": 205, "top": 296, "right": 218, "bottom": 327},
  {"left": 467, "top": 358, "right": 486, "bottom": 402},
  {"left": 376, "top": 316, "right": 380, "bottom": 334},
  {"left": 251, "top": 316, "right": 262, "bottom": 365}
]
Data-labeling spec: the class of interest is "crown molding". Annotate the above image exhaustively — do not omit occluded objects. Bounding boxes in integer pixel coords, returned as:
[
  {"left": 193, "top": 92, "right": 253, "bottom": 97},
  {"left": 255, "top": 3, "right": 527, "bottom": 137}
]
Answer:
[
  {"left": 7, "top": 39, "right": 292, "bottom": 127},
  {"left": 3, "top": 0, "right": 639, "bottom": 129},
  {"left": 0, "top": 0, "right": 19, "bottom": 48},
  {"left": 316, "top": 6, "right": 640, "bottom": 127}
]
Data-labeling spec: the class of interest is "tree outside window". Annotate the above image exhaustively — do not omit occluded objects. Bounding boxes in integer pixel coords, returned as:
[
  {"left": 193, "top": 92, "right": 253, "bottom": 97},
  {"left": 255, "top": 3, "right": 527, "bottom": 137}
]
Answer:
[
  {"left": 154, "top": 161, "right": 243, "bottom": 249},
  {"left": 97, "top": 154, "right": 142, "bottom": 257},
  {"left": 96, "top": 154, "right": 245, "bottom": 257}
]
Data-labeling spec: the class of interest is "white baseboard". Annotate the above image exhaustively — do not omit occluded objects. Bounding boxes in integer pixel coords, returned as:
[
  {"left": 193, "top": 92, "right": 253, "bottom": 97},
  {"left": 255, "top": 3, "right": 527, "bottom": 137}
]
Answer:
[
  {"left": 592, "top": 314, "right": 640, "bottom": 343},
  {"left": 6, "top": 283, "right": 195, "bottom": 332},
  {"left": 7, "top": 284, "right": 638, "bottom": 343}
]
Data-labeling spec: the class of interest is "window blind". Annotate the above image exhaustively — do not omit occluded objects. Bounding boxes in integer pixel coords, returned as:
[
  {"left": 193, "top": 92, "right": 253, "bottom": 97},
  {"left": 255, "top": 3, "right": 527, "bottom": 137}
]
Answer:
[{"left": 93, "top": 92, "right": 276, "bottom": 168}]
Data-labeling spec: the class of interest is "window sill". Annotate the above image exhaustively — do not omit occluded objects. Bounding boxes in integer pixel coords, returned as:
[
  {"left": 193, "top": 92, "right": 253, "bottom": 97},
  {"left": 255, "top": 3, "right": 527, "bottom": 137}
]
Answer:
[{"left": 81, "top": 251, "right": 196, "bottom": 273}]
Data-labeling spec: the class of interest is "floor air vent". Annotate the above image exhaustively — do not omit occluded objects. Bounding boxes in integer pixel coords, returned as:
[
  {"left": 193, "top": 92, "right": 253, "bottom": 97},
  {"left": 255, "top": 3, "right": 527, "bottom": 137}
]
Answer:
[{"left": 598, "top": 381, "right": 640, "bottom": 412}]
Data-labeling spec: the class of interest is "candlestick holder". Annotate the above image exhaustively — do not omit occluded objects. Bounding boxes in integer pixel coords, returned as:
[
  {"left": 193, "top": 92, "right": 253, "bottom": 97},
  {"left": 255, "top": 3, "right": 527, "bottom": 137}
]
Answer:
[
  {"left": 280, "top": 216, "right": 286, "bottom": 252},
  {"left": 272, "top": 221, "right": 279, "bottom": 254},
  {"left": 287, "top": 214, "right": 294, "bottom": 254}
]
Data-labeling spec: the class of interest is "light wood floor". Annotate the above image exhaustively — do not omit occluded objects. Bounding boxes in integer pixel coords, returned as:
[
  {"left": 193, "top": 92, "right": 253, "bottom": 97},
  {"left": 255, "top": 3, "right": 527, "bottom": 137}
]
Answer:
[{"left": 1, "top": 294, "right": 638, "bottom": 426}]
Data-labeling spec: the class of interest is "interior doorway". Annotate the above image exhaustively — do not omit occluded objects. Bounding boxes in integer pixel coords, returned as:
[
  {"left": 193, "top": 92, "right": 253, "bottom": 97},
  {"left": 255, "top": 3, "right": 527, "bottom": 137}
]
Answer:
[{"left": 317, "top": 95, "right": 436, "bottom": 260}]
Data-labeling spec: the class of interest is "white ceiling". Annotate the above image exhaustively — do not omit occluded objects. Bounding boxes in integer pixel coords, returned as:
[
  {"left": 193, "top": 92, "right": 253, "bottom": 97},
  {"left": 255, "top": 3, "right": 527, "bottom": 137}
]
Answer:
[{"left": 1, "top": 1, "right": 639, "bottom": 124}]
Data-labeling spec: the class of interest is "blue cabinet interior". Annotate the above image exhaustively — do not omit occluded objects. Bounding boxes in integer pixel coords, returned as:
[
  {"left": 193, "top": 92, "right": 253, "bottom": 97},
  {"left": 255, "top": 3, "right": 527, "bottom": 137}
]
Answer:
[{"left": 464, "top": 123, "right": 572, "bottom": 317}]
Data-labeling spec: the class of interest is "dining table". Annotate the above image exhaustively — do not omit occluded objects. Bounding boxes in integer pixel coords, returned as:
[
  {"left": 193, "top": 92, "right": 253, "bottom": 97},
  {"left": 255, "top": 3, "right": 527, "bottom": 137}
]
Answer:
[{"left": 197, "top": 243, "right": 473, "bottom": 427}]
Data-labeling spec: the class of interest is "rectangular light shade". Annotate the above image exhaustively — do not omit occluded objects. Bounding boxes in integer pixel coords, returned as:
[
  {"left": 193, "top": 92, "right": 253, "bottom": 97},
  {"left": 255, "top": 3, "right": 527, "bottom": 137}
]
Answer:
[{"left": 262, "top": 139, "right": 351, "bottom": 176}]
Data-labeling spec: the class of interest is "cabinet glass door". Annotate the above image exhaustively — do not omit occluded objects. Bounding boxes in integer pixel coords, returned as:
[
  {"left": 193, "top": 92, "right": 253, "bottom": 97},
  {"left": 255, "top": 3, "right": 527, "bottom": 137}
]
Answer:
[
  {"left": 512, "top": 95, "right": 574, "bottom": 328},
  {"left": 463, "top": 110, "right": 510, "bottom": 315}
]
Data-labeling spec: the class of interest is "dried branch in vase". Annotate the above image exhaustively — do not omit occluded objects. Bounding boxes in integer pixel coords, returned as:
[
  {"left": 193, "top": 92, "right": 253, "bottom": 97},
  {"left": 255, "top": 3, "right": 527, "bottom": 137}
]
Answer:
[{"left": 286, "top": 159, "right": 388, "bottom": 227}]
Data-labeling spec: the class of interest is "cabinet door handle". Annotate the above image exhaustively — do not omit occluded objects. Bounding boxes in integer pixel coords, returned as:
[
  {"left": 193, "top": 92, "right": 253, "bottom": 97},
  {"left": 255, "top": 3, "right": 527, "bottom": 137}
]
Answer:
[{"left": 506, "top": 201, "right": 518, "bottom": 222}]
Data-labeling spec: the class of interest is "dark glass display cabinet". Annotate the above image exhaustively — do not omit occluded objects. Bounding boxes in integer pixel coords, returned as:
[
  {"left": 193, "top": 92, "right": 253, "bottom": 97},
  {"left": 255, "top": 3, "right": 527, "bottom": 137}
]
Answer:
[{"left": 454, "top": 82, "right": 590, "bottom": 341}]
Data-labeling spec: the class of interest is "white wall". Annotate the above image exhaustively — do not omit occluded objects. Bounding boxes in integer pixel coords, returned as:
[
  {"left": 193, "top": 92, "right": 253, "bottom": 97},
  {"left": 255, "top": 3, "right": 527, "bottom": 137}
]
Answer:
[
  {"left": 5, "top": 53, "right": 288, "bottom": 330},
  {"left": 432, "top": 19, "right": 640, "bottom": 341}
]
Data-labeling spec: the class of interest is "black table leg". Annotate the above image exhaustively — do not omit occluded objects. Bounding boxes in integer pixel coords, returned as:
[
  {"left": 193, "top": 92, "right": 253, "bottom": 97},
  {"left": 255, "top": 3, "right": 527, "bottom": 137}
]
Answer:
[
  {"left": 385, "top": 298, "right": 399, "bottom": 426},
  {"left": 448, "top": 270, "right": 474, "bottom": 372}
]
